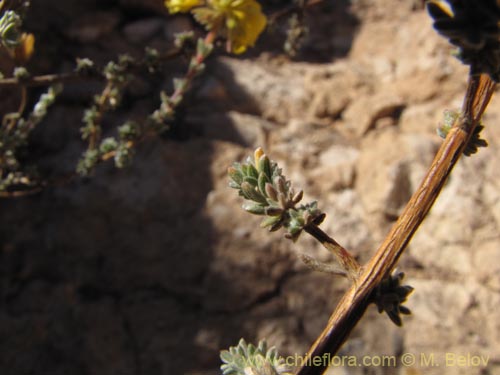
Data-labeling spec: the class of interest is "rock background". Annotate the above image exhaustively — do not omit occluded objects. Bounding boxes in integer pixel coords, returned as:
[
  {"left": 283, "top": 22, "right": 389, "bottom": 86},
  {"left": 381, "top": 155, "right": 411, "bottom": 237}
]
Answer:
[{"left": 1, "top": 0, "right": 500, "bottom": 374}]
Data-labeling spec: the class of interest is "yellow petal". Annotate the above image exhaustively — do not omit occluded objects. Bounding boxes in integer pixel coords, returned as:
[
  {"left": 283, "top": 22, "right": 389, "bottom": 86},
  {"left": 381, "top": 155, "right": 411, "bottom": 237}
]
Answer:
[
  {"left": 228, "top": 0, "right": 266, "bottom": 54},
  {"left": 206, "top": 0, "right": 266, "bottom": 54},
  {"left": 254, "top": 147, "right": 264, "bottom": 167},
  {"left": 165, "top": 0, "right": 203, "bottom": 14}
]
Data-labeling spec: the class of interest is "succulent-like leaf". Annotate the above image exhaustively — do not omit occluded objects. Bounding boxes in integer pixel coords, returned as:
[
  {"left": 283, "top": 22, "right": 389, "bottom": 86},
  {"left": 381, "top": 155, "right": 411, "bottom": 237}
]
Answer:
[
  {"left": 258, "top": 172, "right": 269, "bottom": 196},
  {"left": 220, "top": 338, "right": 289, "bottom": 375},
  {"left": 241, "top": 164, "right": 250, "bottom": 177},
  {"left": 241, "top": 182, "right": 267, "bottom": 204},
  {"left": 260, "top": 215, "right": 282, "bottom": 229},
  {"left": 228, "top": 166, "right": 244, "bottom": 185},
  {"left": 247, "top": 163, "right": 259, "bottom": 179},
  {"left": 243, "top": 203, "right": 266, "bottom": 215},
  {"left": 257, "top": 155, "right": 272, "bottom": 179},
  {"left": 243, "top": 175, "right": 259, "bottom": 188}
]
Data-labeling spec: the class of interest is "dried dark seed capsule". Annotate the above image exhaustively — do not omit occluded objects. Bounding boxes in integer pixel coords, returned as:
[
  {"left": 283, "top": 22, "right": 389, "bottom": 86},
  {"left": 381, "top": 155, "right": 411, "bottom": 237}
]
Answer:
[
  {"left": 370, "top": 270, "right": 414, "bottom": 326},
  {"left": 463, "top": 123, "right": 488, "bottom": 156},
  {"left": 427, "top": 0, "right": 500, "bottom": 80}
]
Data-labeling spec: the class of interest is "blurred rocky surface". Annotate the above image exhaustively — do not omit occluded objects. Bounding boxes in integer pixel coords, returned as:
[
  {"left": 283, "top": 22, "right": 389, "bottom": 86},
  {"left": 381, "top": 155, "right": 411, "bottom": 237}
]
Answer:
[{"left": 1, "top": 1, "right": 500, "bottom": 375}]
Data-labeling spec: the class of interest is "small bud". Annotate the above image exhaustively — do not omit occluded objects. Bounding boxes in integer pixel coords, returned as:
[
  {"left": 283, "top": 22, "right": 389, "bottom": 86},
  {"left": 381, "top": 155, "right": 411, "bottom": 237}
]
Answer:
[
  {"left": 114, "top": 143, "right": 134, "bottom": 168},
  {"left": 196, "top": 37, "right": 213, "bottom": 58},
  {"left": 118, "top": 121, "right": 141, "bottom": 141},
  {"left": 75, "top": 57, "right": 94, "bottom": 73},
  {"left": 173, "top": 77, "right": 187, "bottom": 92},
  {"left": 254, "top": 147, "right": 264, "bottom": 167},
  {"left": 174, "top": 31, "right": 195, "bottom": 48},
  {"left": 265, "top": 183, "right": 278, "bottom": 202},
  {"left": 99, "top": 137, "right": 118, "bottom": 154},
  {"left": 189, "top": 58, "right": 206, "bottom": 75},
  {"left": 275, "top": 176, "right": 287, "bottom": 196},
  {"left": 292, "top": 190, "right": 303, "bottom": 204},
  {"left": 13, "top": 66, "right": 29, "bottom": 80},
  {"left": 437, "top": 109, "right": 459, "bottom": 139}
]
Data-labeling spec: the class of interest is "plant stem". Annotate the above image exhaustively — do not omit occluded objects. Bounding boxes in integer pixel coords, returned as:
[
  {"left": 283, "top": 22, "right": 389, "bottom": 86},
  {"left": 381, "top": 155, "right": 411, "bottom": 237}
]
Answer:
[
  {"left": 170, "top": 31, "right": 216, "bottom": 104},
  {"left": 100, "top": 32, "right": 216, "bottom": 162},
  {"left": 304, "top": 223, "right": 360, "bottom": 280},
  {"left": 0, "top": 49, "right": 182, "bottom": 88},
  {"left": 295, "top": 73, "right": 496, "bottom": 375}
]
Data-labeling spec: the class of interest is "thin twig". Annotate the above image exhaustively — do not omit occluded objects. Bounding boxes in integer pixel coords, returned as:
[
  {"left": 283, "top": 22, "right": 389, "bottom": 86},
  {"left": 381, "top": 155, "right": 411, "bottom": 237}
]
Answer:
[
  {"left": 298, "top": 253, "right": 350, "bottom": 278},
  {"left": 99, "top": 32, "right": 216, "bottom": 162},
  {"left": 0, "top": 49, "right": 182, "bottom": 88},
  {"left": 304, "top": 223, "right": 360, "bottom": 280},
  {"left": 295, "top": 73, "right": 497, "bottom": 375},
  {"left": 0, "top": 72, "right": 86, "bottom": 88},
  {"left": 1, "top": 34, "right": 215, "bottom": 197}
]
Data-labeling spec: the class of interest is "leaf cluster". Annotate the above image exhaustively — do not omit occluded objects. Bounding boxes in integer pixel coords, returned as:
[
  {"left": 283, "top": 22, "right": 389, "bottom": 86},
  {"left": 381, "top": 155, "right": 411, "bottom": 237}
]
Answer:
[
  {"left": 228, "top": 148, "right": 324, "bottom": 241},
  {"left": 220, "top": 339, "right": 291, "bottom": 375}
]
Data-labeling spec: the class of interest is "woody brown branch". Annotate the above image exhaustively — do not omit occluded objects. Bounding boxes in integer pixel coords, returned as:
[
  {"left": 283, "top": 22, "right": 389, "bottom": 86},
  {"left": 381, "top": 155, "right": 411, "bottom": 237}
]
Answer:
[{"left": 295, "top": 73, "right": 497, "bottom": 375}]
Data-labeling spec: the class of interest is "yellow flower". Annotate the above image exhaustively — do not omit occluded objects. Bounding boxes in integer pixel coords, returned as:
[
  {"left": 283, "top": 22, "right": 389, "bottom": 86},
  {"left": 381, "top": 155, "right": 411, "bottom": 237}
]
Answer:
[
  {"left": 193, "top": 0, "right": 266, "bottom": 54},
  {"left": 165, "top": 0, "right": 203, "bottom": 14},
  {"left": 212, "top": 0, "right": 267, "bottom": 54}
]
